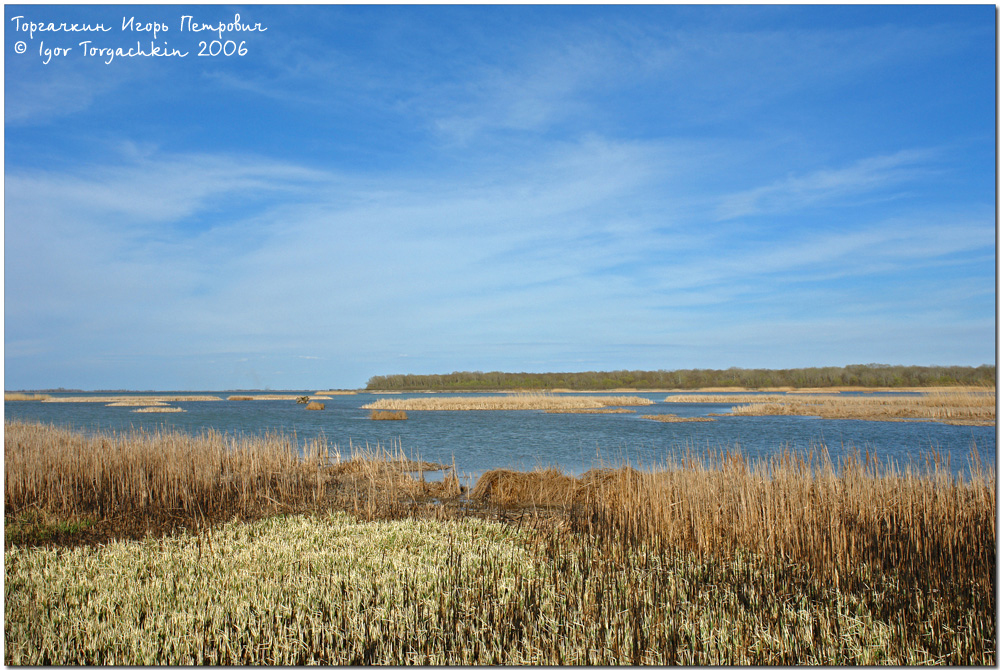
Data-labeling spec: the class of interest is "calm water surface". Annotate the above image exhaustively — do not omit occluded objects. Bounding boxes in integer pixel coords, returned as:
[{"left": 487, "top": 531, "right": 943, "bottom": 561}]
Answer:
[{"left": 5, "top": 392, "right": 994, "bottom": 482}]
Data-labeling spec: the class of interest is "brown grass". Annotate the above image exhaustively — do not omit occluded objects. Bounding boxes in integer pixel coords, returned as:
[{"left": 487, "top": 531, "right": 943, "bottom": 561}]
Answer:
[
  {"left": 4, "top": 421, "right": 335, "bottom": 530},
  {"left": 665, "top": 393, "right": 802, "bottom": 403},
  {"left": 641, "top": 414, "right": 715, "bottom": 422},
  {"left": 223, "top": 394, "right": 301, "bottom": 401},
  {"left": 363, "top": 393, "right": 654, "bottom": 411},
  {"left": 5, "top": 420, "right": 993, "bottom": 663},
  {"left": 42, "top": 395, "right": 221, "bottom": 403},
  {"left": 5, "top": 393, "right": 50, "bottom": 401},
  {"left": 470, "top": 468, "right": 579, "bottom": 507},
  {"left": 729, "top": 390, "right": 995, "bottom": 425},
  {"left": 370, "top": 410, "right": 408, "bottom": 420},
  {"left": 131, "top": 407, "right": 185, "bottom": 413},
  {"left": 544, "top": 408, "right": 636, "bottom": 414},
  {"left": 470, "top": 445, "right": 994, "bottom": 601}
]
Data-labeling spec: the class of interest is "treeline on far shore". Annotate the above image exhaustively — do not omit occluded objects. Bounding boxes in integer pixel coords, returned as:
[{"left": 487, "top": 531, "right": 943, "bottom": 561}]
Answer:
[{"left": 366, "top": 364, "right": 996, "bottom": 392}]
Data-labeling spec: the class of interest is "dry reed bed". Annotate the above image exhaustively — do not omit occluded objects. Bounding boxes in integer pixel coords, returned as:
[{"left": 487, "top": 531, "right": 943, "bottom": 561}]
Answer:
[
  {"left": 544, "top": 408, "right": 636, "bottom": 414},
  {"left": 42, "top": 395, "right": 222, "bottom": 403},
  {"left": 7, "top": 486, "right": 994, "bottom": 664},
  {"left": 224, "top": 395, "right": 301, "bottom": 401},
  {"left": 4, "top": 421, "right": 456, "bottom": 538},
  {"left": 465, "top": 447, "right": 994, "bottom": 663},
  {"left": 363, "top": 394, "right": 654, "bottom": 411},
  {"left": 665, "top": 393, "right": 800, "bottom": 403},
  {"left": 4, "top": 393, "right": 51, "bottom": 401},
  {"left": 726, "top": 390, "right": 996, "bottom": 425},
  {"left": 641, "top": 414, "right": 715, "bottom": 422},
  {"left": 5, "top": 421, "right": 994, "bottom": 664},
  {"left": 131, "top": 407, "right": 185, "bottom": 413},
  {"left": 370, "top": 410, "right": 408, "bottom": 420},
  {"left": 4, "top": 420, "right": 335, "bottom": 524}
]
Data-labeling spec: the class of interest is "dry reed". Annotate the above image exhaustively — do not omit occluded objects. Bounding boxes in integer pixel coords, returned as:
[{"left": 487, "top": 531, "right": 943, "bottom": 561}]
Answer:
[
  {"left": 42, "top": 395, "right": 221, "bottom": 403},
  {"left": 221, "top": 394, "right": 301, "bottom": 401},
  {"left": 370, "top": 410, "right": 408, "bottom": 420},
  {"left": 728, "top": 390, "right": 995, "bottom": 425},
  {"left": 131, "top": 407, "right": 185, "bottom": 413},
  {"left": 363, "top": 394, "right": 654, "bottom": 411},
  {"left": 4, "top": 420, "right": 335, "bottom": 526},
  {"left": 470, "top": 468, "right": 579, "bottom": 507},
  {"left": 5, "top": 392, "right": 50, "bottom": 401},
  {"left": 641, "top": 414, "right": 715, "bottom": 422},
  {"left": 5, "top": 421, "right": 994, "bottom": 664},
  {"left": 665, "top": 393, "right": 801, "bottom": 403},
  {"left": 544, "top": 408, "right": 636, "bottom": 414}
]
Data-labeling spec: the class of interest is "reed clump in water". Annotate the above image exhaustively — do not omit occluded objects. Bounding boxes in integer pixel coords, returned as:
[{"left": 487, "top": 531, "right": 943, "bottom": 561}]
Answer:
[
  {"left": 363, "top": 393, "right": 654, "bottom": 411},
  {"left": 641, "top": 414, "right": 715, "bottom": 422},
  {"left": 664, "top": 389, "right": 995, "bottom": 424},
  {"left": 370, "top": 410, "right": 408, "bottom": 420},
  {"left": 544, "top": 408, "right": 636, "bottom": 414},
  {"left": 42, "top": 395, "right": 222, "bottom": 403},
  {"left": 5, "top": 392, "right": 50, "bottom": 401},
  {"left": 727, "top": 390, "right": 995, "bottom": 425}
]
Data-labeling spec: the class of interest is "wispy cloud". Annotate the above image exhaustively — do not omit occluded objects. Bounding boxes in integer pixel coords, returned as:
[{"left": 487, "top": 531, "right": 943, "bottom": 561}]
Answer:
[{"left": 714, "top": 150, "right": 934, "bottom": 220}]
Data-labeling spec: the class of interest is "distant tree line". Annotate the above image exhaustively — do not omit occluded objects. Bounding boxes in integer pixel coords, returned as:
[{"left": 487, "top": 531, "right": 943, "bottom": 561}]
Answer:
[{"left": 365, "top": 364, "right": 996, "bottom": 391}]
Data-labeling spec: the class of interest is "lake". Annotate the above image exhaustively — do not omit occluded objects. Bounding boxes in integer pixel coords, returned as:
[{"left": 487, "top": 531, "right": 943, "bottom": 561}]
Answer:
[{"left": 5, "top": 391, "right": 994, "bottom": 483}]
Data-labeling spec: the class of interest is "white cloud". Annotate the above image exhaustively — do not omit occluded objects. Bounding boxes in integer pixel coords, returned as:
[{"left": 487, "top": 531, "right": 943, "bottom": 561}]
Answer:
[{"left": 714, "top": 150, "right": 934, "bottom": 220}]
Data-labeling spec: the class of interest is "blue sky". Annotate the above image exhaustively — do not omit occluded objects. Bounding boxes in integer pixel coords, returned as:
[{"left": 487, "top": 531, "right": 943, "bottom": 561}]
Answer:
[{"left": 4, "top": 4, "right": 995, "bottom": 390}]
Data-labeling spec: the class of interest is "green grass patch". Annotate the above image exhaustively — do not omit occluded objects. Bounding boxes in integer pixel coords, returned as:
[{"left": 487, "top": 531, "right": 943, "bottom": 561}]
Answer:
[{"left": 5, "top": 510, "right": 95, "bottom": 546}]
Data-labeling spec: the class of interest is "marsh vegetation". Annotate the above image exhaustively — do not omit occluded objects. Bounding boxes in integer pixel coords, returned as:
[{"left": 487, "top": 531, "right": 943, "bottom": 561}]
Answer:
[
  {"left": 370, "top": 410, "right": 409, "bottom": 420},
  {"left": 4, "top": 419, "right": 994, "bottom": 664},
  {"left": 703, "top": 389, "right": 996, "bottom": 425}
]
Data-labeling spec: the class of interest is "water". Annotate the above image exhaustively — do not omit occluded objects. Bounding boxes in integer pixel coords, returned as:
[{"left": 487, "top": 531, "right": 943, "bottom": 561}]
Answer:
[{"left": 5, "top": 391, "right": 994, "bottom": 482}]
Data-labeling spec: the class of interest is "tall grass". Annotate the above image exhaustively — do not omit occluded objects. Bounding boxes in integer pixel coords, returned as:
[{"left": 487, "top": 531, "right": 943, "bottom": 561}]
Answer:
[
  {"left": 726, "top": 389, "right": 995, "bottom": 425},
  {"left": 4, "top": 421, "right": 335, "bottom": 525},
  {"left": 563, "top": 447, "right": 994, "bottom": 597},
  {"left": 641, "top": 414, "right": 715, "bottom": 422},
  {"left": 370, "top": 410, "right": 408, "bottom": 420},
  {"left": 42, "top": 395, "right": 221, "bottom": 403},
  {"left": 4, "top": 392, "right": 50, "bottom": 401}
]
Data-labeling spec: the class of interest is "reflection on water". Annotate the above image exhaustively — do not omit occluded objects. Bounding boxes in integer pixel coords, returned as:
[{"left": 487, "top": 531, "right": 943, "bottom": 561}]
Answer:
[{"left": 5, "top": 391, "right": 994, "bottom": 482}]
